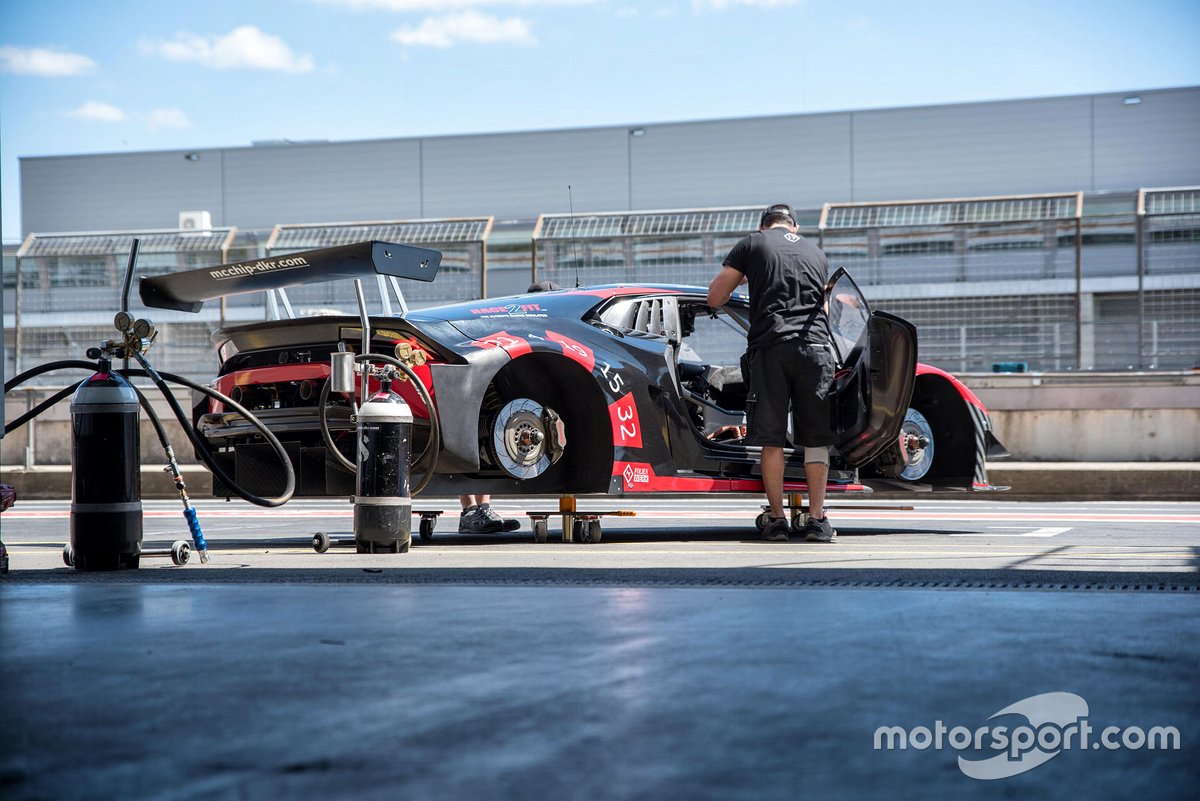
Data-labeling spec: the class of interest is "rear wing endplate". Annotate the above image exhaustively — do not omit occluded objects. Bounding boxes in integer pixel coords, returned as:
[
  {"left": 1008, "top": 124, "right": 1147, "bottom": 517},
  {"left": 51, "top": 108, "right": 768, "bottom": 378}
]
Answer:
[{"left": 139, "top": 240, "right": 441, "bottom": 313}]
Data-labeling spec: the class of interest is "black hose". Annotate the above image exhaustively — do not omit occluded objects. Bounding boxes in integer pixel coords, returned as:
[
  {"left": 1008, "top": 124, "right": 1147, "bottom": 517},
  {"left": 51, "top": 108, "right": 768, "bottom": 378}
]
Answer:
[
  {"left": 318, "top": 353, "right": 441, "bottom": 496},
  {"left": 125, "top": 354, "right": 295, "bottom": 507},
  {"left": 4, "top": 358, "right": 295, "bottom": 508},
  {"left": 4, "top": 384, "right": 78, "bottom": 436},
  {"left": 5, "top": 359, "right": 99, "bottom": 393},
  {"left": 318, "top": 376, "right": 354, "bottom": 471}
]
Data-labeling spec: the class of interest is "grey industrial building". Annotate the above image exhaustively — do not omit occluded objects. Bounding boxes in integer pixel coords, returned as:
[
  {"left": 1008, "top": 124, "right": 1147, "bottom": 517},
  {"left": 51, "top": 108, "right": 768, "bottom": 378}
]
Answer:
[{"left": 5, "top": 84, "right": 1200, "bottom": 380}]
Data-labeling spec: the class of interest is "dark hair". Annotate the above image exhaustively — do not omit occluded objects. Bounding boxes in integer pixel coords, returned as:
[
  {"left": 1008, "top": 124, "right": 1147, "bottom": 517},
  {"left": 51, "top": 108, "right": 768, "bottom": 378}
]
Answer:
[
  {"left": 760, "top": 203, "right": 796, "bottom": 228},
  {"left": 527, "top": 280, "right": 561, "bottom": 292}
]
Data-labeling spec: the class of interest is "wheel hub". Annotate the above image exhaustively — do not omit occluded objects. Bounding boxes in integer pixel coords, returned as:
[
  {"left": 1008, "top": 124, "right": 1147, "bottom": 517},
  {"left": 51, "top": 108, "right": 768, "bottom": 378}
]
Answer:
[
  {"left": 490, "top": 398, "right": 562, "bottom": 480},
  {"left": 896, "top": 408, "right": 935, "bottom": 481}
]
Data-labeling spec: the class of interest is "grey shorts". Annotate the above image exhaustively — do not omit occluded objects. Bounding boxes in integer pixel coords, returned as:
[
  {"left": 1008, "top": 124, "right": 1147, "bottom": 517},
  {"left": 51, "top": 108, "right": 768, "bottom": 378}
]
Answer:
[{"left": 744, "top": 339, "right": 836, "bottom": 448}]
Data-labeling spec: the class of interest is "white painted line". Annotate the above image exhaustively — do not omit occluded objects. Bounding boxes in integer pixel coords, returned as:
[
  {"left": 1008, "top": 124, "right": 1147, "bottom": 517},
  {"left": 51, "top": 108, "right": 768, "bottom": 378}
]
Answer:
[{"left": 951, "top": 527, "right": 1073, "bottom": 538}]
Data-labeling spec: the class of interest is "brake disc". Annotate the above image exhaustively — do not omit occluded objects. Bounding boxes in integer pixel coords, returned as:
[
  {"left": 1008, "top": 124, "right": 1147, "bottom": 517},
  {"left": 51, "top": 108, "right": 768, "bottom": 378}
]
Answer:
[
  {"left": 897, "top": 408, "right": 935, "bottom": 481},
  {"left": 490, "top": 398, "right": 554, "bottom": 480}
]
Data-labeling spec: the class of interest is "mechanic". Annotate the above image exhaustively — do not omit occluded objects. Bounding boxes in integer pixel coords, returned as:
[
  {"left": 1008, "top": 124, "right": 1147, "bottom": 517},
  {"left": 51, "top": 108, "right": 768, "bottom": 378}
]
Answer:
[{"left": 706, "top": 203, "right": 837, "bottom": 544}]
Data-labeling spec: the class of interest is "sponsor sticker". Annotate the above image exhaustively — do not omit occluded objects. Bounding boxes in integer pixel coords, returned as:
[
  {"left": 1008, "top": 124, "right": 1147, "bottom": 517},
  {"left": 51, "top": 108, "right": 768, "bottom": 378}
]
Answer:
[
  {"left": 620, "top": 462, "right": 652, "bottom": 489},
  {"left": 209, "top": 256, "right": 309, "bottom": 280},
  {"left": 470, "top": 303, "right": 547, "bottom": 319}
]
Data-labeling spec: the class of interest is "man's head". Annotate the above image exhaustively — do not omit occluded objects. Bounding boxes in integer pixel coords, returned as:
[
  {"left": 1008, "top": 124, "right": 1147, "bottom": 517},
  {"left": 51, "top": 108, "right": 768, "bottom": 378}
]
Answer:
[
  {"left": 759, "top": 203, "right": 797, "bottom": 231},
  {"left": 527, "top": 280, "right": 561, "bottom": 292}
]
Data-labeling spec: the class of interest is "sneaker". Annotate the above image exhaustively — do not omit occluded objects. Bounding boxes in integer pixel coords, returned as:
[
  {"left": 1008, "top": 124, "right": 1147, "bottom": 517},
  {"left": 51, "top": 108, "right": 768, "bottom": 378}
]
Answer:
[
  {"left": 458, "top": 506, "right": 483, "bottom": 533},
  {"left": 458, "top": 505, "right": 521, "bottom": 534},
  {"left": 803, "top": 516, "right": 837, "bottom": 543},
  {"left": 478, "top": 504, "right": 521, "bottom": 532},
  {"left": 763, "top": 517, "right": 790, "bottom": 542}
]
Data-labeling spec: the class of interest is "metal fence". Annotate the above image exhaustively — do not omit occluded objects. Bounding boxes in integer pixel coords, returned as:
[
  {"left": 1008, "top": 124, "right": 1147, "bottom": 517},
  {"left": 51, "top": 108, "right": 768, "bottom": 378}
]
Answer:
[
  {"left": 532, "top": 192, "right": 1198, "bottom": 372},
  {"left": 6, "top": 219, "right": 493, "bottom": 385},
  {"left": 819, "top": 193, "right": 1088, "bottom": 370},
  {"left": 532, "top": 207, "right": 789, "bottom": 288},
  {"left": 11, "top": 229, "right": 237, "bottom": 384},
  {"left": 264, "top": 218, "right": 492, "bottom": 316},
  {"left": 6, "top": 192, "right": 1198, "bottom": 385},
  {"left": 1132, "top": 187, "right": 1200, "bottom": 368}
]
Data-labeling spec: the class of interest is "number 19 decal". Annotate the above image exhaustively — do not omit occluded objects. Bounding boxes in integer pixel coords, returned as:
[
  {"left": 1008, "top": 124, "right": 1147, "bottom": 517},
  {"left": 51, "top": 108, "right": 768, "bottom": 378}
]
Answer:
[{"left": 608, "top": 392, "right": 643, "bottom": 448}]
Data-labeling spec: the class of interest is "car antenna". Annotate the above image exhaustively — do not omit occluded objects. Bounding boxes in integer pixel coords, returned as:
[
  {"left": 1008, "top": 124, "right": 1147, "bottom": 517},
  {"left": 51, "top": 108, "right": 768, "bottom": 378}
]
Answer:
[
  {"left": 569, "top": 184, "right": 580, "bottom": 288},
  {"left": 119, "top": 237, "right": 140, "bottom": 371}
]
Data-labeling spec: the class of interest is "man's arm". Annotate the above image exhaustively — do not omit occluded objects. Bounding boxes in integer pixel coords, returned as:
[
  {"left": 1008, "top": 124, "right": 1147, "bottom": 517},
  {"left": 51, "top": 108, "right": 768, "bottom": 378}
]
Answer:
[{"left": 707, "top": 265, "right": 746, "bottom": 308}]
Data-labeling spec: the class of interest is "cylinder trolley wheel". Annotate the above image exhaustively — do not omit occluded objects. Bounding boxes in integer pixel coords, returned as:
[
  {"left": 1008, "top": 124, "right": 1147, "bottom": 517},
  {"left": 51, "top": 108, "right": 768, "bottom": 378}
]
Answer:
[
  {"left": 170, "top": 540, "right": 191, "bottom": 566},
  {"left": 312, "top": 531, "right": 331, "bottom": 553}
]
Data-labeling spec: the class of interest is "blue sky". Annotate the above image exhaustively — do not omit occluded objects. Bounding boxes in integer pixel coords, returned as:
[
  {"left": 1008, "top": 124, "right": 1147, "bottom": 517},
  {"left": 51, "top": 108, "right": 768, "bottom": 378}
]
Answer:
[{"left": 2, "top": 0, "right": 1198, "bottom": 242}]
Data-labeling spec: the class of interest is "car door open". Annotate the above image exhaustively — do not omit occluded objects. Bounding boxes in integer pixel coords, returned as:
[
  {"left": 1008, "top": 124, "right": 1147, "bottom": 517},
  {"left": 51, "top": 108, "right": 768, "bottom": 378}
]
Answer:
[{"left": 826, "top": 268, "right": 918, "bottom": 466}]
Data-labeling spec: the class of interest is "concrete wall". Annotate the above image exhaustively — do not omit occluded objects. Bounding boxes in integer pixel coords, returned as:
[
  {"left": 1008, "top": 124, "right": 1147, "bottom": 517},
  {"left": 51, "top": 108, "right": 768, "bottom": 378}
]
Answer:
[
  {"left": 964, "top": 372, "right": 1200, "bottom": 462},
  {"left": 20, "top": 86, "right": 1200, "bottom": 236}
]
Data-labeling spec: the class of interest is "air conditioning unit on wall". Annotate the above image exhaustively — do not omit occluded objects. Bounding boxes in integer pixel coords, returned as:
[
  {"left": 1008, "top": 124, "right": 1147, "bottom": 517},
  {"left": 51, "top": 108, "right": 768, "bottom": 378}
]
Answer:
[{"left": 179, "top": 210, "right": 212, "bottom": 231}]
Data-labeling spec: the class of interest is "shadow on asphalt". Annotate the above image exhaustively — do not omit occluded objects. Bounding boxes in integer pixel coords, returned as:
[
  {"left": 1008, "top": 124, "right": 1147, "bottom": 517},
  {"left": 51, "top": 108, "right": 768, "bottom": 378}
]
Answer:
[{"left": 5, "top": 564, "right": 1197, "bottom": 590}]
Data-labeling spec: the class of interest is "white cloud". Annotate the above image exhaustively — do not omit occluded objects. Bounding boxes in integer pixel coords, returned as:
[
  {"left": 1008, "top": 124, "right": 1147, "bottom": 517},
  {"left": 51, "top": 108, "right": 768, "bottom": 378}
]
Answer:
[
  {"left": 319, "top": 0, "right": 593, "bottom": 10},
  {"left": 390, "top": 11, "right": 536, "bottom": 47},
  {"left": 65, "top": 102, "right": 192, "bottom": 131},
  {"left": 69, "top": 101, "right": 126, "bottom": 123},
  {"left": 141, "top": 25, "right": 314, "bottom": 72},
  {"left": 146, "top": 108, "right": 192, "bottom": 130},
  {"left": 0, "top": 45, "right": 95, "bottom": 76}
]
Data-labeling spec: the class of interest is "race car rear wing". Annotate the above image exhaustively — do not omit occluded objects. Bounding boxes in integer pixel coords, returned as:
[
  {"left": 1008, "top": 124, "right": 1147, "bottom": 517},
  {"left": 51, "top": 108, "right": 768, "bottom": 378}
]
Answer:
[{"left": 139, "top": 240, "right": 441, "bottom": 313}]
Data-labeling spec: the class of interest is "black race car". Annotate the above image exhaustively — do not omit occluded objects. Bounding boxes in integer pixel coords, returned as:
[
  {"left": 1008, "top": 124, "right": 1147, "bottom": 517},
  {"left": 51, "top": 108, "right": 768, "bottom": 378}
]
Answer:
[{"left": 142, "top": 241, "right": 1007, "bottom": 502}]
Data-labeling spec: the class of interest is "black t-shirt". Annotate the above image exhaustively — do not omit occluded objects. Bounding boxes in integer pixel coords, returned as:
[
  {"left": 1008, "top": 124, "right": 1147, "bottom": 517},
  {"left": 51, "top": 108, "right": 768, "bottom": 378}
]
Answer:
[{"left": 723, "top": 227, "right": 831, "bottom": 351}]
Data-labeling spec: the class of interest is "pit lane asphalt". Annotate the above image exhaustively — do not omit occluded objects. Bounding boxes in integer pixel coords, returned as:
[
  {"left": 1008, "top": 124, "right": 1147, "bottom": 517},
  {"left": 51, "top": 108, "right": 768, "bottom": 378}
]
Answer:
[
  {"left": 2, "top": 498, "right": 1197, "bottom": 800},
  {"left": 2, "top": 497, "right": 1198, "bottom": 583}
]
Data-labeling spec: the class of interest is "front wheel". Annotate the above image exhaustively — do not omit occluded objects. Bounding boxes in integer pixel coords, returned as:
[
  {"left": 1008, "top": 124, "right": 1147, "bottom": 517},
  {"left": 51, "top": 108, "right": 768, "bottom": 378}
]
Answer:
[
  {"left": 487, "top": 398, "right": 566, "bottom": 481},
  {"left": 879, "top": 408, "right": 936, "bottom": 481}
]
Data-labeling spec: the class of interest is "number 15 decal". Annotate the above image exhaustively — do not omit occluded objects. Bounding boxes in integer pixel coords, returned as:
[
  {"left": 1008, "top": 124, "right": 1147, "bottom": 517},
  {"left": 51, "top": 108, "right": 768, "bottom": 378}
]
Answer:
[{"left": 608, "top": 392, "right": 643, "bottom": 448}]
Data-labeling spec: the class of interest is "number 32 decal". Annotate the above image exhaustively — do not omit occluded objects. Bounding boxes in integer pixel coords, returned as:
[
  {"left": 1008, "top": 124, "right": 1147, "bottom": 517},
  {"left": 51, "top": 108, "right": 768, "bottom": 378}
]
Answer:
[{"left": 608, "top": 392, "right": 642, "bottom": 448}]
